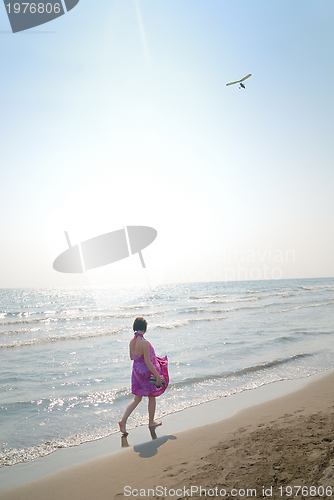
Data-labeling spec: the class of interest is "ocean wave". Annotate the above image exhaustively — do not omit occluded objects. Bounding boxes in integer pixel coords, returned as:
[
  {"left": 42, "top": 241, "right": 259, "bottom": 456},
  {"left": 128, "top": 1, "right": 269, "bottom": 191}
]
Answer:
[
  {"left": 272, "top": 300, "right": 334, "bottom": 314},
  {"left": 118, "top": 304, "right": 154, "bottom": 310},
  {"left": 185, "top": 307, "right": 235, "bottom": 314},
  {"left": 182, "top": 304, "right": 273, "bottom": 317},
  {"left": 189, "top": 295, "right": 227, "bottom": 300},
  {"left": 167, "top": 354, "right": 312, "bottom": 389},
  {"left": 0, "top": 308, "right": 89, "bottom": 317},
  {"left": 299, "top": 285, "right": 334, "bottom": 291},
  {"left": 0, "top": 309, "right": 168, "bottom": 327},
  {"left": 184, "top": 303, "right": 272, "bottom": 314},
  {"left": 210, "top": 297, "right": 259, "bottom": 304},
  {"left": 0, "top": 317, "right": 59, "bottom": 326},
  {"left": 259, "top": 292, "right": 300, "bottom": 298},
  {"left": 0, "top": 327, "right": 125, "bottom": 349},
  {"left": 189, "top": 295, "right": 260, "bottom": 304},
  {"left": 0, "top": 311, "right": 36, "bottom": 318},
  {"left": 0, "top": 316, "right": 65, "bottom": 326},
  {"left": 221, "top": 304, "right": 272, "bottom": 312},
  {"left": 2, "top": 387, "right": 127, "bottom": 411},
  {"left": 0, "top": 327, "right": 41, "bottom": 336},
  {"left": 235, "top": 354, "right": 310, "bottom": 374},
  {"left": 0, "top": 426, "right": 120, "bottom": 467},
  {"left": 0, "top": 386, "right": 130, "bottom": 467},
  {"left": 155, "top": 316, "right": 227, "bottom": 329}
]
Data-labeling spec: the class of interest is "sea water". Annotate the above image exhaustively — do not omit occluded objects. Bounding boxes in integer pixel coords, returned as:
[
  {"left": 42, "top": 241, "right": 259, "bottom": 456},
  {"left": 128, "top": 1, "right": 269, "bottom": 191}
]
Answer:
[{"left": 1, "top": 277, "right": 334, "bottom": 466}]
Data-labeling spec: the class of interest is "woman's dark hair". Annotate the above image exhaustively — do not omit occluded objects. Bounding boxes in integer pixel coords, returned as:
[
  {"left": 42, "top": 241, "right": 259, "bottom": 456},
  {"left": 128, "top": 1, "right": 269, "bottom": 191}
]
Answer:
[{"left": 133, "top": 317, "right": 147, "bottom": 332}]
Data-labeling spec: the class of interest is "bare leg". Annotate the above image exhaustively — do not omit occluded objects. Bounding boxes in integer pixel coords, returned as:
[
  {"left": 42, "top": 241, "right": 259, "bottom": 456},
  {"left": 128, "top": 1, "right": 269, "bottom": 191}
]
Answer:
[
  {"left": 148, "top": 397, "right": 162, "bottom": 428},
  {"left": 119, "top": 395, "right": 142, "bottom": 435}
]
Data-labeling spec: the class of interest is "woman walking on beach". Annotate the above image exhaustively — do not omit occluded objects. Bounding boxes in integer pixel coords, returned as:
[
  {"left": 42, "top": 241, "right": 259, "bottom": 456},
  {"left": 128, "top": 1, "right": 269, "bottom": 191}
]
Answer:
[{"left": 119, "top": 317, "right": 168, "bottom": 436}]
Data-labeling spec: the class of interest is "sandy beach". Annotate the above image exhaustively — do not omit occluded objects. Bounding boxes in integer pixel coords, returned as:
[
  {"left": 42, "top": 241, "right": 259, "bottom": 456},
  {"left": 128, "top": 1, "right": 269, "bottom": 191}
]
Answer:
[{"left": 1, "top": 369, "right": 333, "bottom": 500}]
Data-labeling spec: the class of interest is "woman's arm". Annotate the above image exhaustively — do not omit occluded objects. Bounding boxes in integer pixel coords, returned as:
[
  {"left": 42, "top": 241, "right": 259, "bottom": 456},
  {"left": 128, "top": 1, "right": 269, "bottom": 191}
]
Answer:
[{"left": 143, "top": 342, "right": 161, "bottom": 386}]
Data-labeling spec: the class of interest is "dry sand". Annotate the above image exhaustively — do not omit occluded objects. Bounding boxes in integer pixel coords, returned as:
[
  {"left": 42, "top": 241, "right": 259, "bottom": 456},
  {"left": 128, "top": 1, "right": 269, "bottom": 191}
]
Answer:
[{"left": 1, "top": 370, "right": 334, "bottom": 500}]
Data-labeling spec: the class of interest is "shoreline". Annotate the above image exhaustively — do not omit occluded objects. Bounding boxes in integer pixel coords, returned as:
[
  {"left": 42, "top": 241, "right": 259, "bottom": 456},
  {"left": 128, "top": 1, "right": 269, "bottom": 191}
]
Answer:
[{"left": 0, "top": 367, "right": 333, "bottom": 497}]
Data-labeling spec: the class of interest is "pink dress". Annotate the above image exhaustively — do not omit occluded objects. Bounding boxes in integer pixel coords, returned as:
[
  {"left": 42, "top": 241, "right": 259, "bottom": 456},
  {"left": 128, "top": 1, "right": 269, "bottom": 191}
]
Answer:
[{"left": 131, "top": 332, "right": 169, "bottom": 397}]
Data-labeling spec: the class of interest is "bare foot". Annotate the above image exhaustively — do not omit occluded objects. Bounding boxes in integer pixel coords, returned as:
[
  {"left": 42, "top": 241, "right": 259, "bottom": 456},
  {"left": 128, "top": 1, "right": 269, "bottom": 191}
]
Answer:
[
  {"left": 149, "top": 420, "right": 162, "bottom": 429},
  {"left": 119, "top": 420, "right": 128, "bottom": 436}
]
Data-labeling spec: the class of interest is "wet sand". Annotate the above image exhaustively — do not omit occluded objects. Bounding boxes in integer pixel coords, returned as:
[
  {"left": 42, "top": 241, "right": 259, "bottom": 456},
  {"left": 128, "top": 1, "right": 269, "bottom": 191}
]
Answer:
[{"left": 1, "top": 370, "right": 334, "bottom": 499}]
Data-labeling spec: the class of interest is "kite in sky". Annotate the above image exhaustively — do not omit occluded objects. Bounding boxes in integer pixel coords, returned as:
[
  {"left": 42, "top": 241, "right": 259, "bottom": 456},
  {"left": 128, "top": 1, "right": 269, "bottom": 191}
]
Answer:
[{"left": 226, "top": 74, "right": 252, "bottom": 89}]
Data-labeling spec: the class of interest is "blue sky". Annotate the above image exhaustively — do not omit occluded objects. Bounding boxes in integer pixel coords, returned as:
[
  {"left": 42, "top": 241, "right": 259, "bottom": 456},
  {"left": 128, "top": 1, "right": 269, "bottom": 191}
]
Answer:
[{"left": 1, "top": 0, "right": 333, "bottom": 287}]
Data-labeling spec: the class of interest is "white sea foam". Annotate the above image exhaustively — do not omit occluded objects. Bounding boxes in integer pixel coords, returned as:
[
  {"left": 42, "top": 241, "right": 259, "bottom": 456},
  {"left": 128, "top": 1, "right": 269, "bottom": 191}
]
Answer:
[
  {"left": 0, "top": 327, "right": 124, "bottom": 348},
  {"left": 210, "top": 296, "right": 259, "bottom": 303},
  {"left": 272, "top": 300, "right": 334, "bottom": 314},
  {"left": 155, "top": 316, "right": 228, "bottom": 329},
  {"left": 0, "top": 309, "right": 169, "bottom": 326}
]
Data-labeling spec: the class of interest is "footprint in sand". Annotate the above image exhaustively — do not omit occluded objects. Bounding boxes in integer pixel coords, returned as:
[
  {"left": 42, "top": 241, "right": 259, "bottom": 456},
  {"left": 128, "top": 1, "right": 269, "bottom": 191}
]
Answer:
[
  {"left": 163, "top": 466, "right": 173, "bottom": 472},
  {"left": 166, "top": 467, "right": 187, "bottom": 477}
]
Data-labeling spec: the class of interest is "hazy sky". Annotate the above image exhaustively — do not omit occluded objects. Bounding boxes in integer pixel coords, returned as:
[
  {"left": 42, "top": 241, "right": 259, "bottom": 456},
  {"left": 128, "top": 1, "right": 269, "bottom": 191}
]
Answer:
[{"left": 1, "top": 0, "right": 333, "bottom": 288}]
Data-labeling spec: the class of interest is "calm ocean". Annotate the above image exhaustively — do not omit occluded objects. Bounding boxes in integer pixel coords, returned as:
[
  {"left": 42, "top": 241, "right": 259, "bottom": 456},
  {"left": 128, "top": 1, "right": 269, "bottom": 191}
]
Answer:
[{"left": 1, "top": 277, "right": 334, "bottom": 467}]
